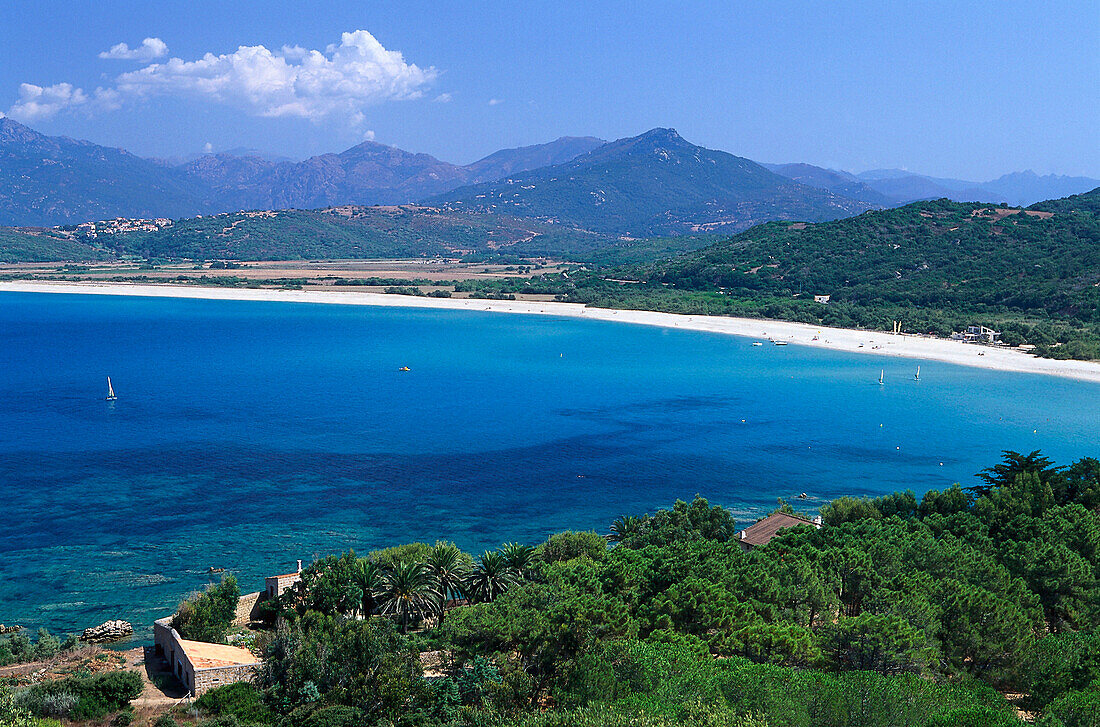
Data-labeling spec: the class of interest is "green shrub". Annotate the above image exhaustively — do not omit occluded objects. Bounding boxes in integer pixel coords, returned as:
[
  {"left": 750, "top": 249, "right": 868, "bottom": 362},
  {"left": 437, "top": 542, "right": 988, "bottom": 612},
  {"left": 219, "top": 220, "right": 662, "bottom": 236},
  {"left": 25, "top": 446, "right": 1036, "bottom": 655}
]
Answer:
[
  {"left": 23, "top": 670, "right": 143, "bottom": 721},
  {"left": 1041, "top": 686, "right": 1100, "bottom": 727},
  {"left": 153, "top": 714, "right": 179, "bottom": 727},
  {"left": 298, "top": 705, "right": 367, "bottom": 727},
  {"left": 925, "top": 707, "right": 1024, "bottom": 726},
  {"left": 194, "top": 682, "right": 273, "bottom": 724},
  {"left": 537, "top": 531, "right": 607, "bottom": 563},
  {"left": 174, "top": 575, "right": 241, "bottom": 644}
]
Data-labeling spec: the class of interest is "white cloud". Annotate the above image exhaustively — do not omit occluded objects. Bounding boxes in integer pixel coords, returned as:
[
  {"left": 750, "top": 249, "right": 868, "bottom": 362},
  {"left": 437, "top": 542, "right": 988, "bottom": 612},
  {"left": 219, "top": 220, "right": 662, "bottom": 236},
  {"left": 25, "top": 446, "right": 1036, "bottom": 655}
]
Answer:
[
  {"left": 202, "top": 141, "right": 214, "bottom": 153},
  {"left": 99, "top": 38, "right": 169, "bottom": 61},
  {"left": 433, "top": 92, "right": 452, "bottom": 103},
  {"left": 488, "top": 98, "right": 503, "bottom": 106},
  {"left": 6, "top": 30, "right": 436, "bottom": 124},
  {"left": 362, "top": 129, "right": 376, "bottom": 141}
]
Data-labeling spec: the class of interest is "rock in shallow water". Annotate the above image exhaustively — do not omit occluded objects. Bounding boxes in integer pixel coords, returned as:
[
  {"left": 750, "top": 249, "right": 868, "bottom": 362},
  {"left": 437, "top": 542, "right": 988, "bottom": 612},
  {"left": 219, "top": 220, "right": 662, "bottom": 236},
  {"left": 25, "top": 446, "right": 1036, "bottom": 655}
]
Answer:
[{"left": 79, "top": 620, "right": 133, "bottom": 643}]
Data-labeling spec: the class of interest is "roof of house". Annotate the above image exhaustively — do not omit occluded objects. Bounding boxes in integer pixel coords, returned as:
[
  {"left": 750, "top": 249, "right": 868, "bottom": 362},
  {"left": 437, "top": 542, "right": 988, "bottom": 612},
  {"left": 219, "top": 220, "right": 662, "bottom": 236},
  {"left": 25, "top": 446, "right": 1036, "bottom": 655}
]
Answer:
[
  {"left": 267, "top": 572, "right": 301, "bottom": 581},
  {"left": 739, "top": 512, "right": 819, "bottom": 548},
  {"left": 178, "top": 638, "right": 261, "bottom": 669}
]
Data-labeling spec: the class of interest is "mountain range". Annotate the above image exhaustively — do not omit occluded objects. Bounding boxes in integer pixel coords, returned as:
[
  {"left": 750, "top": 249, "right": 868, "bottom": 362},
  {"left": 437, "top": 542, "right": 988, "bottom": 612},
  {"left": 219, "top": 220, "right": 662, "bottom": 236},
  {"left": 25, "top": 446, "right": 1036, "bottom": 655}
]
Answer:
[
  {"left": 2, "top": 117, "right": 1097, "bottom": 232},
  {"left": 764, "top": 162, "right": 1100, "bottom": 208}
]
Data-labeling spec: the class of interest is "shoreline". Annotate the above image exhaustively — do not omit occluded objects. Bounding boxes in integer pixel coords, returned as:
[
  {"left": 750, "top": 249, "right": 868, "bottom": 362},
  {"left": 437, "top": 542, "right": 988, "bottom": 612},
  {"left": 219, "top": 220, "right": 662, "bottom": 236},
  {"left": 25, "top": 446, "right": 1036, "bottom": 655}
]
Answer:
[{"left": 3, "top": 280, "right": 1100, "bottom": 384}]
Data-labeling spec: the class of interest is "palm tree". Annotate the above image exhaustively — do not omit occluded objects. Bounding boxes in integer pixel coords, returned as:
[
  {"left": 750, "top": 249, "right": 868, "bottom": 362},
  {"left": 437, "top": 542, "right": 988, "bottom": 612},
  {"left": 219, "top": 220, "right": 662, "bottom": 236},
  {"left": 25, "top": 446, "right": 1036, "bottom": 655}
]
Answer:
[
  {"left": 608, "top": 515, "right": 645, "bottom": 544},
  {"left": 465, "top": 550, "right": 520, "bottom": 604},
  {"left": 425, "top": 543, "right": 470, "bottom": 624},
  {"left": 499, "top": 543, "right": 536, "bottom": 580},
  {"left": 350, "top": 558, "right": 383, "bottom": 618},
  {"left": 378, "top": 562, "right": 440, "bottom": 633}
]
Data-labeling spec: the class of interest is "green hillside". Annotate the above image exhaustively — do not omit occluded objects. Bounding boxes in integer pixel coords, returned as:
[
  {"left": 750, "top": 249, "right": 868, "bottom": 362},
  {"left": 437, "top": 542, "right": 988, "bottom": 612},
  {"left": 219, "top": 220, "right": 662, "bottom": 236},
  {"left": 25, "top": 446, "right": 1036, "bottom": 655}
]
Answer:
[
  {"left": 0, "top": 227, "right": 107, "bottom": 263},
  {"left": 69, "top": 206, "right": 626, "bottom": 261}
]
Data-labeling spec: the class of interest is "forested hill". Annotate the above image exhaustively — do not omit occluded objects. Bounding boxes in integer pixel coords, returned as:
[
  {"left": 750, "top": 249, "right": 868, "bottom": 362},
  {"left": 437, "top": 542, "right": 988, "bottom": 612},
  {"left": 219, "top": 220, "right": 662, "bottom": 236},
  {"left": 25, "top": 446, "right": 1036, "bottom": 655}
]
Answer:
[
  {"left": 430, "top": 128, "right": 876, "bottom": 237},
  {"left": 621, "top": 189, "right": 1099, "bottom": 355}
]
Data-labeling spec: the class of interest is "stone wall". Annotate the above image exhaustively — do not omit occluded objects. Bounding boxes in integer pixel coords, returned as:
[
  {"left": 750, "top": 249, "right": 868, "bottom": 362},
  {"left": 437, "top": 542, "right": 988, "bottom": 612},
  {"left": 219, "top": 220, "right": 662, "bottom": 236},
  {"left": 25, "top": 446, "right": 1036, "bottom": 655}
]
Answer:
[
  {"left": 233, "top": 592, "right": 261, "bottom": 627},
  {"left": 192, "top": 663, "right": 260, "bottom": 695}
]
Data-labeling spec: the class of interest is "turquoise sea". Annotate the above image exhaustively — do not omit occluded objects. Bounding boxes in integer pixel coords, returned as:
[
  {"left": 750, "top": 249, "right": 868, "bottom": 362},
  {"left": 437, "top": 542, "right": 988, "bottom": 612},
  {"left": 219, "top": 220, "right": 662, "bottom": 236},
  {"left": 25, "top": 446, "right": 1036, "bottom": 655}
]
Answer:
[{"left": 1, "top": 291, "right": 1098, "bottom": 641}]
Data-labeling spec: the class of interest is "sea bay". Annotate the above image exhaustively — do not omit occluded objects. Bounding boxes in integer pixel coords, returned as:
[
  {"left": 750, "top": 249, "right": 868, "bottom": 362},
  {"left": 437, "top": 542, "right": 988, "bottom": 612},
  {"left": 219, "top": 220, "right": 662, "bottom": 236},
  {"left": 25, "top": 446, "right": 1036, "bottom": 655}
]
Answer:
[{"left": 1, "top": 290, "right": 1097, "bottom": 640}]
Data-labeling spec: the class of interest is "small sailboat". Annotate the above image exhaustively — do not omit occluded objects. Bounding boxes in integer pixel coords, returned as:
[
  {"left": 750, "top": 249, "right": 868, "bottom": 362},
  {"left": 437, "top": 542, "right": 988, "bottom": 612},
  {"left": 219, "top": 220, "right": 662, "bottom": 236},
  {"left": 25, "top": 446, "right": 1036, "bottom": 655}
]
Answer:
[
  {"left": 878, "top": 370, "right": 885, "bottom": 386},
  {"left": 399, "top": 366, "right": 411, "bottom": 372},
  {"left": 914, "top": 365, "right": 921, "bottom": 381},
  {"left": 752, "top": 341, "right": 764, "bottom": 347},
  {"left": 105, "top": 376, "right": 117, "bottom": 401}
]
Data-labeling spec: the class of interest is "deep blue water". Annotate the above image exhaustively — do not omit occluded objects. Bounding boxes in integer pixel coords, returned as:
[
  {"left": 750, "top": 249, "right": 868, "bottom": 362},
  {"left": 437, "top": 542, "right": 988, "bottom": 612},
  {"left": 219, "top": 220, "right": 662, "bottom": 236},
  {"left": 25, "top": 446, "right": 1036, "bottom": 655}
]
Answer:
[{"left": 1, "top": 291, "right": 1098, "bottom": 640}]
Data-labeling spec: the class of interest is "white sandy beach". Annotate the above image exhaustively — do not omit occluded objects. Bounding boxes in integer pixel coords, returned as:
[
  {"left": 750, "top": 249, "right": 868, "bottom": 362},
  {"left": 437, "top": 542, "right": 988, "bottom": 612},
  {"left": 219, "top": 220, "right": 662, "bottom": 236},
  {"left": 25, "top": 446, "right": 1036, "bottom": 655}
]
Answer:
[{"left": 3, "top": 280, "right": 1100, "bottom": 384}]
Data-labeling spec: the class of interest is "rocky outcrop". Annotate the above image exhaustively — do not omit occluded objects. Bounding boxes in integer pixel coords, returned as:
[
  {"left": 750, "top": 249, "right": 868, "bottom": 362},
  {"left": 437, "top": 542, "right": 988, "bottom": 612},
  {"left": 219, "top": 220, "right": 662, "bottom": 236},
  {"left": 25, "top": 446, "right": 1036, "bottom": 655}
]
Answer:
[
  {"left": 79, "top": 620, "right": 133, "bottom": 643},
  {"left": 0, "top": 624, "right": 21, "bottom": 634}
]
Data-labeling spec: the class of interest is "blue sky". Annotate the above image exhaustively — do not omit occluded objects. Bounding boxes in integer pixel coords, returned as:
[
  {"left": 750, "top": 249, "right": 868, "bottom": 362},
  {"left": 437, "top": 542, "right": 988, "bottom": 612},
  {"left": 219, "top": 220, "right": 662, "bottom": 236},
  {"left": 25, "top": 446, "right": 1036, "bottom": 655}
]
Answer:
[{"left": 1, "top": 0, "right": 1096, "bottom": 179}]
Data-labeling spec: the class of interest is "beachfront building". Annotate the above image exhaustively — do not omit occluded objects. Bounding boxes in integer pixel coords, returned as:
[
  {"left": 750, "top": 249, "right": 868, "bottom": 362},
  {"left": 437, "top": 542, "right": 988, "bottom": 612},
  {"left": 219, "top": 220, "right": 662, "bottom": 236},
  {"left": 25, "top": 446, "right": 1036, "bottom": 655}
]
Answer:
[
  {"left": 737, "top": 511, "right": 823, "bottom": 551},
  {"left": 153, "top": 618, "right": 261, "bottom": 697},
  {"left": 952, "top": 325, "right": 1001, "bottom": 344}
]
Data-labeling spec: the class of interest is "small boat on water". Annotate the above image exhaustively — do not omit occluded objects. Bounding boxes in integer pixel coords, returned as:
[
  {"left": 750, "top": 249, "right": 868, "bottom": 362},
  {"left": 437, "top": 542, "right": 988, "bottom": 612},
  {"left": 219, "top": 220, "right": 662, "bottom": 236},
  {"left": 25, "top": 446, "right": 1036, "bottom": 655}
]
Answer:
[
  {"left": 752, "top": 342, "right": 764, "bottom": 347},
  {"left": 914, "top": 366, "right": 921, "bottom": 381},
  {"left": 105, "top": 377, "right": 117, "bottom": 401},
  {"left": 878, "top": 370, "right": 885, "bottom": 386},
  {"left": 399, "top": 366, "right": 411, "bottom": 372},
  {"left": 773, "top": 340, "right": 789, "bottom": 346}
]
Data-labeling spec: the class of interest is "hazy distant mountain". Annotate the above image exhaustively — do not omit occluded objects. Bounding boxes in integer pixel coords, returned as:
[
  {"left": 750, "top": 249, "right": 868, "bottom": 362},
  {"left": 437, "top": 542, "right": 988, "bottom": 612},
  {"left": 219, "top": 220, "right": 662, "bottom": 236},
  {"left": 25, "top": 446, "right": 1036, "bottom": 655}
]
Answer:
[
  {"left": 182, "top": 136, "right": 609, "bottom": 210},
  {"left": 857, "top": 171, "right": 1003, "bottom": 205},
  {"left": 431, "top": 128, "right": 877, "bottom": 236},
  {"left": 181, "top": 141, "right": 471, "bottom": 209},
  {"left": 464, "top": 136, "right": 606, "bottom": 183},
  {"left": 0, "top": 118, "right": 207, "bottom": 226},
  {"left": 763, "top": 163, "right": 893, "bottom": 206},
  {"left": 982, "top": 171, "right": 1100, "bottom": 207}
]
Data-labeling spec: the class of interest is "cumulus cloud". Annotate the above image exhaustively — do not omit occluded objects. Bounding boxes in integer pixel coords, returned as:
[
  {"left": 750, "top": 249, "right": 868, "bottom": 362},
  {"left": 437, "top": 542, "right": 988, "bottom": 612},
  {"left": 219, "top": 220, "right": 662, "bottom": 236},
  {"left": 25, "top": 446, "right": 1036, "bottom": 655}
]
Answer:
[
  {"left": 6, "top": 30, "right": 436, "bottom": 124},
  {"left": 99, "top": 37, "right": 169, "bottom": 61},
  {"left": 433, "top": 92, "right": 452, "bottom": 103},
  {"left": 488, "top": 98, "right": 503, "bottom": 106},
  {"left": 6, "top": 82, "right": 121, "bottom": 121}
]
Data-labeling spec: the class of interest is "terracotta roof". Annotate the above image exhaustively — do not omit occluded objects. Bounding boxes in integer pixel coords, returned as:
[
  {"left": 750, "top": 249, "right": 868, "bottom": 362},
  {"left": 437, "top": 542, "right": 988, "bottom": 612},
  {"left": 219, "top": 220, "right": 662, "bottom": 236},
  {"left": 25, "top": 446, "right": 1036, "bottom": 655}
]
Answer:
[
  {"left": 178, "top": 638, "right": 261, "bottom": 669},
  {"left": 268, "top": 573, "right": 301, "bottom": 580},
  {"left": 739, "top": 512, "right": 819, "bottom": 547}
]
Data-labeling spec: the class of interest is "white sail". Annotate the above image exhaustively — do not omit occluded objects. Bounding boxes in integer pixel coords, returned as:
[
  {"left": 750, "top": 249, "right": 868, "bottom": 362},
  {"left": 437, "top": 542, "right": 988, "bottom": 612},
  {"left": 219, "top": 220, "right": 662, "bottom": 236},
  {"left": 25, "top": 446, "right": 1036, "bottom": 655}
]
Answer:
[
  {"left": 915, "top": 366, "right": 920, "bottom": 380},
  {"left": 106, "top": 376, "right": 116, "bottom": 400},
  {"left": 879, "top": 369, "right": 884, "bottom": 385}
]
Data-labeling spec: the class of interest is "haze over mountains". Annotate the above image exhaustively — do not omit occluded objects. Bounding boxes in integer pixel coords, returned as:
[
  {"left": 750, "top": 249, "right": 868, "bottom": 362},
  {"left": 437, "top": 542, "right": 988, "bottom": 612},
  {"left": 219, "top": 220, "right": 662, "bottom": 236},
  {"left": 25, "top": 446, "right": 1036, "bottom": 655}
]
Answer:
[
  {"left": 765, "top": 162, "right": 1100, "bottom": 208},
  {"left": 1, "top": 117, "right": 1097, "bottom": 232}
]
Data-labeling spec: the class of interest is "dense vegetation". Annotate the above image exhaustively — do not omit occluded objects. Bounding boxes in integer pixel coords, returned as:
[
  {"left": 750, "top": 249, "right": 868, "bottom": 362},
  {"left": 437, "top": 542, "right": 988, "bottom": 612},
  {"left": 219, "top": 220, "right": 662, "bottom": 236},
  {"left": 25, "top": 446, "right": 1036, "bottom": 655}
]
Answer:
[{"left": 109, "top": 450, "right": 1097, "bottom": 727}]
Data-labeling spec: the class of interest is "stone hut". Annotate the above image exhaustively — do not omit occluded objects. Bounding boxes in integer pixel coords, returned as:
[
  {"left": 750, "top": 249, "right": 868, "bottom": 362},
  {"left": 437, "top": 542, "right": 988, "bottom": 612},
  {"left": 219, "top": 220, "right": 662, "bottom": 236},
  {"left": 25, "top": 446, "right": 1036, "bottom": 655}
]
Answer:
[
  {"left": 153, "top": 618, "right": 261, "bottom": 697},
  {"left": 264, "top": 560, "right": 303, "bottom": 600}
]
